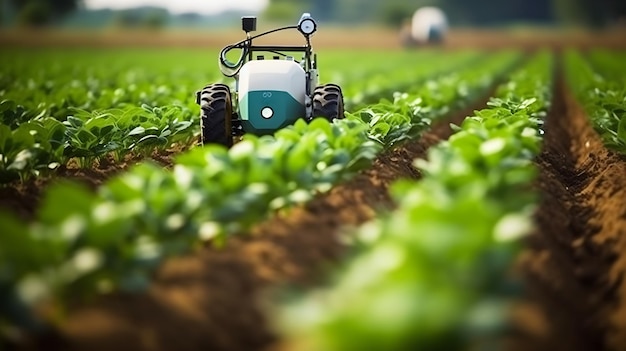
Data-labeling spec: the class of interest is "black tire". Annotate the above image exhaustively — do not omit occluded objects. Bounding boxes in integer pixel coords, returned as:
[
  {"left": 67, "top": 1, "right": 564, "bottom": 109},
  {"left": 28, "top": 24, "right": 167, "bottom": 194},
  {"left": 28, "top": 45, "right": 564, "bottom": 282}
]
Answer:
[
  {"left": 312, "top": 84, "right": 344, "bottom": 121},
  {"left": 198, "top": 84, "right": 233, "bottom": 147}
]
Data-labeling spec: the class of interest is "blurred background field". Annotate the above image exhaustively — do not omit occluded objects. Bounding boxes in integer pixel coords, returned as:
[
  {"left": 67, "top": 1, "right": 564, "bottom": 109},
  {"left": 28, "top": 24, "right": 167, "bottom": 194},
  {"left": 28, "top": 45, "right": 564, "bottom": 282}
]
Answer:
[{"left": 0, "top": 0, "right": 625, "bottom": 49}]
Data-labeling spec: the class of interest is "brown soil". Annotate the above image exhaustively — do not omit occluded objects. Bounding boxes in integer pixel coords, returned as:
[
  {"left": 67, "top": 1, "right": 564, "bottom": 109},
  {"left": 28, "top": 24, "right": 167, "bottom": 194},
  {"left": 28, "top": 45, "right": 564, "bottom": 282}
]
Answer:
[
  {"left": 0, "top": 157, "right": 130, "bottom": 220},
  {"left": 509, "top": 68, "right": 626, "bottom": 350}
]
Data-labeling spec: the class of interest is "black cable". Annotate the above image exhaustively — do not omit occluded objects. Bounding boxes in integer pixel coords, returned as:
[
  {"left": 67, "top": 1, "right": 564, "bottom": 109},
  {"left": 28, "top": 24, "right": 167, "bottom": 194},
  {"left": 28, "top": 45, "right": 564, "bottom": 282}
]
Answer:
[{"left": 219, "top": 25, "right": 300, "bottom": 77}]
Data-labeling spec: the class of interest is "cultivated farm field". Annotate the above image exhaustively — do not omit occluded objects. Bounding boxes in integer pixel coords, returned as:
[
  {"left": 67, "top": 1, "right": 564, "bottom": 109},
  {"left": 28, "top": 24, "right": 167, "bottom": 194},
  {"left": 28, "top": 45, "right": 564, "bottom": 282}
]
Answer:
[{"left": 1, "top": 41, "right": 626, "bottom": 351}]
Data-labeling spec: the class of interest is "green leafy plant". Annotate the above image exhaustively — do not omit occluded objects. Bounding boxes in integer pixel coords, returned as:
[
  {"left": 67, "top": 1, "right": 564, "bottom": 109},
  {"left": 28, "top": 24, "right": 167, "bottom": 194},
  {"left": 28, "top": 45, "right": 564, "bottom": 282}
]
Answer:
[{"left": 565, "top": 50, "right": 626, "bottom": 153}]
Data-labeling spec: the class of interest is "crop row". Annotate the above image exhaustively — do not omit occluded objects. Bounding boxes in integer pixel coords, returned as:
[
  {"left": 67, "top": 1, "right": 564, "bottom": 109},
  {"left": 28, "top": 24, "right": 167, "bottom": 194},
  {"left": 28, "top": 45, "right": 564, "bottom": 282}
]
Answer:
[
  {"left": 564, "top": 50, "right": 626, "bottom": 154},
  {"left": 276, "top": 51, "right": 553, "bottom": 350},
  {"left": 0, "top": 51, "right": 519, "bottom": 332},
  {"left": 0, "top": 50, "right": 481, "bottom": 183},
  {"left": 1, "top": 49, "right": 217, "bottom": 182},
  {"left": 0, "top": 103, "right": 196, "bottom": 182},
  {"left": 342, "top": 51, "right": 483, "bottom": 110},
  {"left": 586, "top": 50, "right": 626, "bottom": 81}
]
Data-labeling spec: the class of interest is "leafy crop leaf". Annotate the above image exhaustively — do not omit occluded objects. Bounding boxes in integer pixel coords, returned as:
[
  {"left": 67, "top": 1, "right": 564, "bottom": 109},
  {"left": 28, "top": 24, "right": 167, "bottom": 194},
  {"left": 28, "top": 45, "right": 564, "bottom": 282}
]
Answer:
[{"left": 38, "top": 181, "right": 95, "bottom": 226}]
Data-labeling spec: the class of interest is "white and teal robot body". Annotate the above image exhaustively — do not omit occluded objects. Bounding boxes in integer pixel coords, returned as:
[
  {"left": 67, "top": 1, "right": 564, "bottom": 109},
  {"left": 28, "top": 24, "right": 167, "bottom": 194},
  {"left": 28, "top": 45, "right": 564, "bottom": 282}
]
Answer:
[
  {"left": 238, "top": 58, "right": 313, "bottom": 134},
  {"left": 196, "top": 13, "right": 343, "bottom": 147}
]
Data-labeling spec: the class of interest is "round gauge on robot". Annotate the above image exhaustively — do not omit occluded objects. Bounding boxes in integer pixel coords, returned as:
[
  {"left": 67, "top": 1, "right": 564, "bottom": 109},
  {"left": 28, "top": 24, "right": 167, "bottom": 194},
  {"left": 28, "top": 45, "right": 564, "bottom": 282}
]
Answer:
[{"left": 299, "top": 19, "right": 316, "bottom": 35}]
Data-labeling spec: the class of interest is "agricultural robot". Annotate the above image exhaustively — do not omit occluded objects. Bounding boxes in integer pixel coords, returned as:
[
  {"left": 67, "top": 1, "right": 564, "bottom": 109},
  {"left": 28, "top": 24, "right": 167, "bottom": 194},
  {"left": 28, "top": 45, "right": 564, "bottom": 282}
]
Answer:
[
  {"left": 195, "top": 13, "right": 344, "bottom": 147},
  {"left": 400, "top": 7, "right": 448, "bottom": 47}
]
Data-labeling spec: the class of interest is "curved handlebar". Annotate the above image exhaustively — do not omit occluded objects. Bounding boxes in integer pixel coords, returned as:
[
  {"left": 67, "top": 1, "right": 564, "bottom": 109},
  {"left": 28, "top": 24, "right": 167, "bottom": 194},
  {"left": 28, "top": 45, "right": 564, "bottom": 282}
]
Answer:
[{"left": 218, "top": 25, "right": 303, "bottom": 77}]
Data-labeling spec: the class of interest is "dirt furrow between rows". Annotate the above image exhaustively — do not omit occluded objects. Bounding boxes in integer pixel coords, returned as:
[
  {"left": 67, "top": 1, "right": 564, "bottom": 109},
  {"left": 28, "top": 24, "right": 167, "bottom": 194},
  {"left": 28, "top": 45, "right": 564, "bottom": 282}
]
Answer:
[{"left": 511, "top": 70, "right": 626, "bottom": 351}]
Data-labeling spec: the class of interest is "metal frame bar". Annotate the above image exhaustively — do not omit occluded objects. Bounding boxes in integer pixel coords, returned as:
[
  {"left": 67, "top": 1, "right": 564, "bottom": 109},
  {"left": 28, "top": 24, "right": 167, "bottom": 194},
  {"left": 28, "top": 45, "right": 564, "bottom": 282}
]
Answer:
[{"left": 248, "top": 45, "right": 308, "bottom": 51}]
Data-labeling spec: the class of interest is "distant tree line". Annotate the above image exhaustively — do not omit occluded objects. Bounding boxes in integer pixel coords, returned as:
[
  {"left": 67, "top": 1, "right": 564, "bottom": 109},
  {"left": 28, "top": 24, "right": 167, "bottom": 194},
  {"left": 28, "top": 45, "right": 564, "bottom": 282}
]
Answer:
[
  {"left": 8, "top": 0, "right": 82, "bottom": 26},
  {"left": 112, "top": 8, "right": 168, "bottom": 30},
  {"left": 3, "top": 0, "right": 168, "bottom": 29},
  {"left": 263, "top": 0, "right": 626, "bottom": 27}
]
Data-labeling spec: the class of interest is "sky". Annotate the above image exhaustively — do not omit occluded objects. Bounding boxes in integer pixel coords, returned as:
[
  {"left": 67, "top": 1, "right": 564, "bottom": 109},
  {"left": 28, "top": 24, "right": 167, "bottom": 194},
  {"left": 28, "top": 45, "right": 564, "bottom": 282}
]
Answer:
[{"left": 84, "top": 0, "right": 269, "bottom": 15}]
